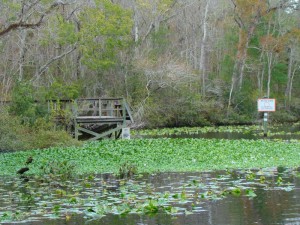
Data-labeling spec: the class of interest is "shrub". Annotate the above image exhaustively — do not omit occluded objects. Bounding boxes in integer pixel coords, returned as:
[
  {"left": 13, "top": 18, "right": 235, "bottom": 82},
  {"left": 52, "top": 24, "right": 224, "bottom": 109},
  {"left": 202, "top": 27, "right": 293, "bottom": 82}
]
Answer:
[
  {"left": 271, "top": 110, "right": 298, "bottom": 123},
  {"left": 0, "top": 111, "right": 24, "bottom": 151},
  {"left": 0, "top": 111, "right": 81, "bottom": 151}
]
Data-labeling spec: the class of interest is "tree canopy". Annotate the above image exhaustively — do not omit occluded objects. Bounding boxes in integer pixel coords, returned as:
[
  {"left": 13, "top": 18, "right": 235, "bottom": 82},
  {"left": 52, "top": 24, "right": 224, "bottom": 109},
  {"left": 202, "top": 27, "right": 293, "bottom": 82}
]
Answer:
[{"left": 0, "top": 0, "right": 300, "bottom": 127}]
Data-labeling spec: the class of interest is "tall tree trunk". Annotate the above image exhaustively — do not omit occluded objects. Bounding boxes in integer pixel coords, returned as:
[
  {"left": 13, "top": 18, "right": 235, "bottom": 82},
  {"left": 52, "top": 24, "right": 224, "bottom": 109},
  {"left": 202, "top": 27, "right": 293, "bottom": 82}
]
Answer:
[
  {"left": 18, "top": 30, "right": 27, "bottom": 81},
  {"left": 227, "top": 29, "right": 248, "bottom": 114},
  {"left": 266, "top": 51, "right": 274, "bottom": 98},
  {"left": 199, "top": 0, "right": 211, "bottom": 97},
  {"left": 287, "top": 61, "right": 299, "bottom": 110},
  {"left": 285, "top": 47, "right": 294, "bottom": 109},
  {"left": 256, "top": 51, "right": 265, "bottom": 97},
  {"left": 227, "top": 22, "right": 257, "bottom": 115},
  {"left": 133, "top": 0, "right": 139, "bottom": 43}
]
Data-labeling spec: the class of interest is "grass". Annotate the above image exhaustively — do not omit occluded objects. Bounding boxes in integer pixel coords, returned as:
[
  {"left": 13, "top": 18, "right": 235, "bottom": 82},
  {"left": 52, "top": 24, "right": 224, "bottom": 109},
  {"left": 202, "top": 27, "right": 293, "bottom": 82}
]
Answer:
[{"left": 0, "top": 138, "right": 300, "bottom": 177}]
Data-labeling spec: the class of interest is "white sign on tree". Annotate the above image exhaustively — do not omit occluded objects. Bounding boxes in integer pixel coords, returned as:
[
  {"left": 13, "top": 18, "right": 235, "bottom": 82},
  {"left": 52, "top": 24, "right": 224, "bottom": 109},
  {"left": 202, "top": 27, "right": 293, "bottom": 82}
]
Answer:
[{"left": 257, "top": 99, "right": 276, "bottom": 112}]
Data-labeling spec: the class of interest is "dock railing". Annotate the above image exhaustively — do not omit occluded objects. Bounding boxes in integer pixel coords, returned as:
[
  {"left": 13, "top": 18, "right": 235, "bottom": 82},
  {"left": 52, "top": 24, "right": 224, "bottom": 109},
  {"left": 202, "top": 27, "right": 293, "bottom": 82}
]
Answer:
[{"left": 74, "top": 98, "right": 127, "bottom": 120}]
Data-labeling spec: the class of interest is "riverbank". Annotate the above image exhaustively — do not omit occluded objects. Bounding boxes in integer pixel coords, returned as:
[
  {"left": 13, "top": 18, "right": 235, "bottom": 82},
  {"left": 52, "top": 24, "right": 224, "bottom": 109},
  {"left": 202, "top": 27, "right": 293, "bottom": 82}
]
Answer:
[{"left": 1, "top": 138, "right": 299, "bottom": 177}]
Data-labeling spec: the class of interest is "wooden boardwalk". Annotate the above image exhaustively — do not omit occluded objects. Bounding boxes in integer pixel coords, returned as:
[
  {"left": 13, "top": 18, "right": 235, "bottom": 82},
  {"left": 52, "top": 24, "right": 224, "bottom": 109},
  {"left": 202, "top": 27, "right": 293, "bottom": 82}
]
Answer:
[{"left": 0, "top": 97, "right": 133, "bottom": 141}]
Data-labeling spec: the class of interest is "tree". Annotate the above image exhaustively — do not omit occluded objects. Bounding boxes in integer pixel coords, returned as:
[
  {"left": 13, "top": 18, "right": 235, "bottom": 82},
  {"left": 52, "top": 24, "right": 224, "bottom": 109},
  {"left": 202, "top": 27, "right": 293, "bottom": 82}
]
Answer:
[
  {"left": 0, "top": 0, "right": 70, "bottom": 37},
  {"left": 227, "top": 0, "right": 298, "bottom": 114},
  {"left": 284, "top": 28, "right": 300, "bottom": 109},
  {"left": 199, "top": 0, "right": 211, "bottom": 97},
  {"left": 78, "top": 0, "right": 133, "bottom": 70}
]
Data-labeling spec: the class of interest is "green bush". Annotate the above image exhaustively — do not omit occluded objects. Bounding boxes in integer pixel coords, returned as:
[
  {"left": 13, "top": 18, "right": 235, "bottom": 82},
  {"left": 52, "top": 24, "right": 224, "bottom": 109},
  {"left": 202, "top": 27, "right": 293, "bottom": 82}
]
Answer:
[
  {"left": 143, "top": 86, "right": 210, "bottom": 128},
  {"left": 271, "top": 110, "right": 298, "bottom": 123},
  {"left": 0, "top": 111, "right": 81, "bottom": 151},
  {"left": 9, "top": 82, "right": 48, "bottom": 124},
  {"left": 0, "top": 111, "right": 24, "bottom": 151}
]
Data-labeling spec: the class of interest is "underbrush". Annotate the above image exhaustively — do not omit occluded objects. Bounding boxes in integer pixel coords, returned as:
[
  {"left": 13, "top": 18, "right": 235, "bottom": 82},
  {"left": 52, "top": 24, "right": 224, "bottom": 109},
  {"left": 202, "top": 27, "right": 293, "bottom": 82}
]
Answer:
[{"left": 0, "top": 111, "right": 80, "bottom": 152}]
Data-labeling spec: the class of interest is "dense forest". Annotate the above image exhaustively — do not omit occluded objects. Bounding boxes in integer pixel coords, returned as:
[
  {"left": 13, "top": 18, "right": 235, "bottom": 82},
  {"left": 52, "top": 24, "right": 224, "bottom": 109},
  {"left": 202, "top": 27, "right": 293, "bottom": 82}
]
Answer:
[{"left": 0, "top": 0, "right": 300, "bottom": 149}]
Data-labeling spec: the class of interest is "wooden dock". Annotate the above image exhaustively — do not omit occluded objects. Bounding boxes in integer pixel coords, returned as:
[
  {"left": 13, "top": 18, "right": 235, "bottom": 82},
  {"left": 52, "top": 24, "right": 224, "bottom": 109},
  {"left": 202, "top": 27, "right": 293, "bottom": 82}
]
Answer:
[
  {"left": 0, "top": 97, "right": 133, "bottom": 140},
  {"left": 72, "top": 98, "right": 133, "bottom": 140}
]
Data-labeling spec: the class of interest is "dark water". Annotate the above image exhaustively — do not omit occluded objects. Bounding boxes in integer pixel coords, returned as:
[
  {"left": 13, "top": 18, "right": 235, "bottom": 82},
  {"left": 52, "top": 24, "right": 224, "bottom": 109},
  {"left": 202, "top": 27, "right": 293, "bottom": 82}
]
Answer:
[{"left": 1, "top": 169, "right": 300, "bottom": 225}]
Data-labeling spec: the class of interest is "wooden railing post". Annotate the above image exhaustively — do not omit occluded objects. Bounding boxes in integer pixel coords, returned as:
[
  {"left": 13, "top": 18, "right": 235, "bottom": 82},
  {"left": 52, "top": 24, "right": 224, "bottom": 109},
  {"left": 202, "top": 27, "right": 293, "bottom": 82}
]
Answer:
[
  {"left": 122, "top": 98, "right": 126, "bottom": 126},
  {"left": 73, "top": 99, "right": 78, "bottom": 118},
  {"left": 99, "top": 98, "right": 102, "bottom": 118}
]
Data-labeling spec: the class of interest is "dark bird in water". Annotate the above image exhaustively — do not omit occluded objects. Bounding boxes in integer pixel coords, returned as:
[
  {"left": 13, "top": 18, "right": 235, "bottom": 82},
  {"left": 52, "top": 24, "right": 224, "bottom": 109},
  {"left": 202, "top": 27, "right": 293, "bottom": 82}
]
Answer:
[
  {"left": 25, "top": 156, "right": 33, "bottom": 165},
  {"left": 17, "top": 157, "right": 33, "bottom": 176},
  {"left": 17, "top": 167, "right": 29, "bottom": 175}
]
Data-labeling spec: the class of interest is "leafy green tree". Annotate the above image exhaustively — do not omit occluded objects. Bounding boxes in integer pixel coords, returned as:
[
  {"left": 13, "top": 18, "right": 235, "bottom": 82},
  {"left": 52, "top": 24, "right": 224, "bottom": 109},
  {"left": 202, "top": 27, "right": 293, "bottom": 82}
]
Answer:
[
  {"left": 9, "top": 82, "right": 46, "bottom": 122},
  {"left": 79, "top": 0, "right": 133, "bottom": 70},
  {"left": 46, "top": 81, "right": 81, "bottom": 100}
]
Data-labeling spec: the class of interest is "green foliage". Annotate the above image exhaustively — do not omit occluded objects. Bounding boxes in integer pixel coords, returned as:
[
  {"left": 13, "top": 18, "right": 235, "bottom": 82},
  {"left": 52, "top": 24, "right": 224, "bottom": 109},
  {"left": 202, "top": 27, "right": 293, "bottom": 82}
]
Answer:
[
  {"left": 0, "top": 111, "right": 24, "bottom": 151},
  {"left": 1, "top": 138, "right": 300, "bottom": 176},
  {"left": 9, "top": 82, "right": 47, "bottom": 122},
  {"left": 144, "top": 85, "right": 209, "bottom": 127},
  {"left": 0, "top": 111, "right": 80, "bottom": 151},
  {"left": 118, "top": 162, "right": 138, "bottom": 179},
  {"left": 272, "top": 63, "right": 288, "bottom": 85},
  {"left": 219, "top": 55, "right": 234, "bottom": 82},
  {"left": 40, "top": 159, "right": 76, "bottom": 180},
  {"left": 79, "top": 0, "right": 133, "bottom": 70},
  {"left": 234, "top": 82, "right": 257, "bottom": 117},
  {"left": 40, "top": 15, "right": 77, "bottom": 46},
  {"left": 271, "top": 111, "right": 298, "bottom": 123},
  {"left": 46, "top": 81, "right": 80, "bottom": 100},
  {"left": 55, "top": 16, "right": 77, "bottom": 45},
  {"left": 45, "top": 81, "right": 80, "bottom": 128},
  {"left": 149, "top": 25, "right": 170, "bottom": 59},
  {"left": 126, "top": 72, "right": 148, "bottom": 105},
  {"left": 132, "top": 125, "right": 261, "bottom": 136},
  {"left": 1, "top": 81, "right": 79, "bottom": 151}
]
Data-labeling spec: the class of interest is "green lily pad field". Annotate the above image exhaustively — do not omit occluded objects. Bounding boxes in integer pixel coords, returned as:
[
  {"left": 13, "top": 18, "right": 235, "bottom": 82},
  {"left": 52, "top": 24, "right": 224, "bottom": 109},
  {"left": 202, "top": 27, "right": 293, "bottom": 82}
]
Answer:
[{"left": 1, "top": 138, "right": 299, "bottom": 176}]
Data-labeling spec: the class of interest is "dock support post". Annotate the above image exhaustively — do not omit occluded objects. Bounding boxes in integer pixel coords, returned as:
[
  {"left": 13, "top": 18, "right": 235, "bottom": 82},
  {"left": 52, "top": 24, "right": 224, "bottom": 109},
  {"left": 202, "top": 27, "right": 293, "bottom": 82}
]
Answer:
[{"left": 263, "top": 112, "right": 268, "bottom": 137}]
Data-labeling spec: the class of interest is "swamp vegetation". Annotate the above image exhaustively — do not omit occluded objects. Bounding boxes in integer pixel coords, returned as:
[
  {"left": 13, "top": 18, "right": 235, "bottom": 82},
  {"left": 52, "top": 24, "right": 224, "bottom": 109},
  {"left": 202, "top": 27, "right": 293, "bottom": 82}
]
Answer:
[
  {"left": 1, "top": 124, "right": 300, "bottom": 224},
  {"left": 0, "top": 137, "right": 300, "bottom": 224},
  {"left": 1, "top": 138, "right": 300, "bottom": 176}
]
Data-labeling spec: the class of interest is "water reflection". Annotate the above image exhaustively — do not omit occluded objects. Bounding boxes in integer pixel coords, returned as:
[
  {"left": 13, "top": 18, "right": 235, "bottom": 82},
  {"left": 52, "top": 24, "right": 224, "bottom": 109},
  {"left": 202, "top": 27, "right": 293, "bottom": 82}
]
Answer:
[{"left": 0, "top": 169, "right": 300, "bottom": 225}]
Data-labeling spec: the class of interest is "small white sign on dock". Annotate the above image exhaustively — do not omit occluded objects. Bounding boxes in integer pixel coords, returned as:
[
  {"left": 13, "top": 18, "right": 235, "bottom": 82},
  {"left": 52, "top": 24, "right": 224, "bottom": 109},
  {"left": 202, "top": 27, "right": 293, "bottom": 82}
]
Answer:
[
  {"left": 257, "top": 98, "right": 276, "bottom": 112},
  {"left": 122, "top": 128, "right": 131, "bottom": 139}
]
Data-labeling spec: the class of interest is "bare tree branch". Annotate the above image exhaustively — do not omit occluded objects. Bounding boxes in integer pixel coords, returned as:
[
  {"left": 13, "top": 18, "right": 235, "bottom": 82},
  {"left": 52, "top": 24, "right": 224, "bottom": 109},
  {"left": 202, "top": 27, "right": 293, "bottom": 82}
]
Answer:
[
  {"left": 0, "top": 1, "right": 68, "bottom": 37},
  {"left": 37, "top": 44, "right": 77, "bottom": 77}
]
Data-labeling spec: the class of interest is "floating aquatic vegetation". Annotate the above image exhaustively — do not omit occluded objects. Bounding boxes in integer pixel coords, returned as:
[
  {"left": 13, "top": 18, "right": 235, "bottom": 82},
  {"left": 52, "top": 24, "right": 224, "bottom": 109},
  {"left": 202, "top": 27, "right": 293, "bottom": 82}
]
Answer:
[
  {"left": 1, "top": 138, "right": 300, "bottom": 176},
  {"left": 117, "top": 162, "right": 138, "bottom": 179},
  {"left": 132, "top": 125, "right": 261, "bottom": 136},
  {"left": 132, "top": 124, "right": 300, "bottom": 140},
  {"left": 0, "top": 168, "right": 298, "bottom": 223}
]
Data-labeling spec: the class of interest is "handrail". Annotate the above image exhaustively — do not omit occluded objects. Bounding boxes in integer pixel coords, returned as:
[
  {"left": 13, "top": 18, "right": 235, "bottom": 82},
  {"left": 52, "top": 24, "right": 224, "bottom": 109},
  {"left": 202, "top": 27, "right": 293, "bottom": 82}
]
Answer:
[
  {"left": 1, "top": 97, "right": 133, "bottom": 122},
  {"left": 74, "top": 98, "right": 126, "bottom": 119}
]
